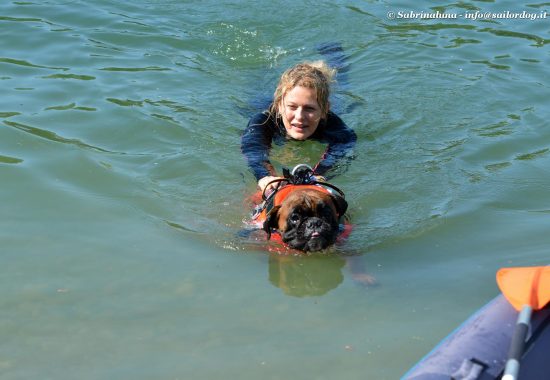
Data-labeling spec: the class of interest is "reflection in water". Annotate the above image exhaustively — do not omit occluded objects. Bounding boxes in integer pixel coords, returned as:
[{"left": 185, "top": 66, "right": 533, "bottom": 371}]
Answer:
[
  {"left": 268, "top": 253, "right": 345, "bottom": 297},
  {"left": 267, "top": 251, "right": 376, "bottom": 297}
]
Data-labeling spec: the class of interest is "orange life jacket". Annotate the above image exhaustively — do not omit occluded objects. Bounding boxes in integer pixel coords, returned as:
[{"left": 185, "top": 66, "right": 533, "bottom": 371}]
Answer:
[{"left": 250, "top": 184, "right": 352, "bottom": 254}]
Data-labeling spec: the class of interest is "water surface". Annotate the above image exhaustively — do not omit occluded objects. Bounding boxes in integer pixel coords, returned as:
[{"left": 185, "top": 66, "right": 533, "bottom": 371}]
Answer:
[{"left": 1, "top": 1, "right": 550, "bottom": 379}]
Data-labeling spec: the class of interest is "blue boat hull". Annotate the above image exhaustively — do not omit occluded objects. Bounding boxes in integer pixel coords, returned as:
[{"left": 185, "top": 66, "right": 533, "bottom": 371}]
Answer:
[{"left": 402, "top": 294, "right": 550, "bottom": 380}]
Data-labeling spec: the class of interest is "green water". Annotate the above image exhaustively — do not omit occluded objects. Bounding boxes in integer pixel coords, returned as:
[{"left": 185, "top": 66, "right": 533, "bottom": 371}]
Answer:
[{"left": 1, "top": 1, "right": 549, "bottom": 379}]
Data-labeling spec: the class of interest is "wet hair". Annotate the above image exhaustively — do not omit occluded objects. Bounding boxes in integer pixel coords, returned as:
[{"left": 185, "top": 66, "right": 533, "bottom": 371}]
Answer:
[{"left": 269, "top": 60, "right": 336, "bottom": 120}]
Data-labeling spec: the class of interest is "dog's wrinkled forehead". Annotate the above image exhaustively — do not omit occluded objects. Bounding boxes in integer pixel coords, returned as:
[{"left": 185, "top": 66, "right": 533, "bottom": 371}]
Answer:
[
  {"left": 278, "top": 190, "right": 336, "bottom": 222},
  {"left": 288, "top": 193, "right": 331, "bottom": 213}
]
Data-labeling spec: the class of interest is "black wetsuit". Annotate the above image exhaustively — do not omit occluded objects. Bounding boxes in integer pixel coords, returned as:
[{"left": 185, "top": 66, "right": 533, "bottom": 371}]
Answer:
[{"left": 241, "top": 110, "right": 357, "bottom": 180}]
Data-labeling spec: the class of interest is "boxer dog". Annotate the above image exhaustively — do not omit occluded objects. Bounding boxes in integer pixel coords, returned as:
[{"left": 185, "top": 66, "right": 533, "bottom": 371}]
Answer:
[
  {"left": 262, "top": 186, "right": 348, "bottom": 252},
  {"left": 253, "top": 165, "right": 349, "bottom": 252}
]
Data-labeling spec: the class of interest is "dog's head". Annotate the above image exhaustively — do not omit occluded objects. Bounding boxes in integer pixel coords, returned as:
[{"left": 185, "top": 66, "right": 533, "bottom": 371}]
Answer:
[{"left": 263, "top": 188, "right": 348, "bottom": 252}]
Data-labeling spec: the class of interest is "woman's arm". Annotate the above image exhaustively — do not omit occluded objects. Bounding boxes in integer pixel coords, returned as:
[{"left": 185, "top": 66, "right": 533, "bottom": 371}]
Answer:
[{"left": 241, "top": 112, "right": 277, "bottom": 181}]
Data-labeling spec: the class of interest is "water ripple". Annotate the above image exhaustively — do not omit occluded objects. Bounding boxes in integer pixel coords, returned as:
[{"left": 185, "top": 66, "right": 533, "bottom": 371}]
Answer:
[
  {"left": 479, "top": 27, "right": 549, "bottom": 47},
  {"left": 474, "top": 120, "right": 514, "bottom": 137},
  {"left": 42, "top": 73, "right": 96, "bottom": 80},
  {"left": 515, "top": 148, "right": 549, "bottom": 161},
  {"left": 4, "top": 120, "right": 110, "bottom": 153},
  {"left": 100, "top": 66, "right": 171, "bottom": 72},
  {"left": 383, "top": 22, "right": 477, "bottom": 33},
  {"left": 0, "top": 16, "right": 43, "bottom": 22},
  {"left": 44, "top": 103, "right": 96, "bottom": 111},
  {"left": 444, "top": 37, "right": 482, "bottom": 48},
  {"left": 0, "top": 112, "right": 21, "bottom": 118},
  {"left": 106, "top": 98, "right": 195, "bottom": 113},
  {"left": 0, "top": 57, "right": 68, "bottom": 71},
  {"left": 471, "top": 59, "right": 510, "bottom": 70},
  {"left": 380, "top": 17, "right": 549, "bottom": 48},
  {"left": 0, "top": 154, "right": 23, "bottom": 164}
]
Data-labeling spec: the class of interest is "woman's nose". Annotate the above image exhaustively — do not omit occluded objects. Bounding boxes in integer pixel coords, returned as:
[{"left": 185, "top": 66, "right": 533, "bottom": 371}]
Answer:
[{"left": 294, "top": 107, "right": 304, "bottom": 120}]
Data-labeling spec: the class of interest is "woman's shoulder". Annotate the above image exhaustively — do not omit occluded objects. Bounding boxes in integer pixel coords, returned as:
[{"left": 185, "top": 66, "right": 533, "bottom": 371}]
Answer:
[
  {"left": 248, "top": 110, "right": 273, "bottom": 126},
  {"left": 243, "top": 111, "right": 282, "bottom": 142},
  {"left": 325, "top": 111, "right": 346, "bottom": 125},
  {"left": 324, "top": 111, "right": 354, "bottom": 132},
  {"left": 316, "top": 111, "right": 356, "bottom": 142}
]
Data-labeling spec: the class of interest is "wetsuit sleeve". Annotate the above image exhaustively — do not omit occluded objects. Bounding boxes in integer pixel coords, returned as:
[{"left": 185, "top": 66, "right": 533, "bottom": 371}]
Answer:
[
  {"left": 241, "top": 112, "right": 277, "bottom": 181},
  {"left": 313, "top": 112, "right": 357, "bottom": 179}
]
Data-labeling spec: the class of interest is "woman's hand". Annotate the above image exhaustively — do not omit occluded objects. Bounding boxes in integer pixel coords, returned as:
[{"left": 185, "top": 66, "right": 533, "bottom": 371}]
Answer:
[
  {"left": 313, "top": 175, "right": 327, "bottom": 182},
  {"left": 258, "top": 176, "right": 284, "bottom": 194}
]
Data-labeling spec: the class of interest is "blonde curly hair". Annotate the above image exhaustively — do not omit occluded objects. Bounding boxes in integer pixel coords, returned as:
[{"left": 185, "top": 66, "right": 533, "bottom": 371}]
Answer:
[{"left": 269, "top": 60, "right": 336, "bottom": 120}]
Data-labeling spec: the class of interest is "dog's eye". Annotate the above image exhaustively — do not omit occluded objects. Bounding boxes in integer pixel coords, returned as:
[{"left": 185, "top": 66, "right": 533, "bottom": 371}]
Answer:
[
  {"left": 318, "top": 205, "right": 335, "bottom": 219},
  {"left": 289, "top": 213, "right": 301, "bottom": 224}
]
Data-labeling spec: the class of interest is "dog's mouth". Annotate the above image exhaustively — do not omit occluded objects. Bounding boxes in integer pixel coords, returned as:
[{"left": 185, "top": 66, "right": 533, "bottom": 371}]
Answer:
[
  {"left": 282, "top": 217, "right": 338, "bottom": 252},
  {"left": 305, "top": 234, "right": 336, "bottom": 252}
]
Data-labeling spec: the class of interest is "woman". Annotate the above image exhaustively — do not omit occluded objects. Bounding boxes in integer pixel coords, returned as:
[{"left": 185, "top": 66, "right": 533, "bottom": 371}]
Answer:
[{"left": 241, "top": 61, "right": 356, "bottom": 193}]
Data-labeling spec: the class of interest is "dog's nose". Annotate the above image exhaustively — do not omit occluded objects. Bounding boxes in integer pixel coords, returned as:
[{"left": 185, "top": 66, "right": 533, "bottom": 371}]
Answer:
[{"left": 306, "top": 218, "right": 323, "bottom": 229}]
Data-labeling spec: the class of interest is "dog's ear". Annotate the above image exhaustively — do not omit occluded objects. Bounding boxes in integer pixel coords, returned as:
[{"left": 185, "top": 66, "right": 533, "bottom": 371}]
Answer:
[
  {"left": 262, "top": 206, "right": 281, "bottom": 240},
  {"left": 331, "top": 194, "right": 348, "bottom": 216}
]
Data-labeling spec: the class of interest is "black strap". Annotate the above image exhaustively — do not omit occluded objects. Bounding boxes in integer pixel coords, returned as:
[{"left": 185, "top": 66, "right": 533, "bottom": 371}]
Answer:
[{"left": 261, "top": 178, "right": 289, "bottom": 201}]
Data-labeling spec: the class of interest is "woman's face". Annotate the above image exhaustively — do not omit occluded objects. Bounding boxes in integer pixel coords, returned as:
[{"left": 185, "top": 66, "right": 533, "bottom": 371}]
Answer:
[{"left": 279, "top": 86, "right": 323, "bottom": 140}]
